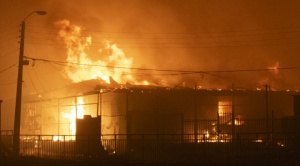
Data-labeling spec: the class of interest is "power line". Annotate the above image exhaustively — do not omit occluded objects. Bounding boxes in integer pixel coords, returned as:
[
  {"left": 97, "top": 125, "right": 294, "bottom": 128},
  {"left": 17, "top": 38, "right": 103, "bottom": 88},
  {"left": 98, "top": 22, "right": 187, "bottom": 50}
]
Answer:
[
  {"left": 47, "top": 62, "right": 67, "bottom": 77},
  {"left": 24, "top": 40, "right": 300, "bottom": 49},
  {"left": 24, "top": 56, "right": 300, "bottom": 74},
  {"left": 0, "top": 63, "right": 17, "bottom": 74},
  {"left": 25, "top": 67, "right": 49, "bottom": 102},
  {"left": 0, "top": 26, "right": 19, "bottom": 39},
  {"left": 20, "top": 55, "right": 300, "bottom": 91},
  {"left": 0, "top": 49, "right": 19, "bottom": 58},
  {"left": 25, "top": 24, "right": 300, "bottom": 43},
  {"left": 23, "top": 34, "right": 300, "bottom": 48},
  {"left": 25, "top": 27, "right": 300, "bottom": 41},
  {"left": 0, "top": 82, "right": 15, "bottom": 85},
  {"left": 205, "top": 72, "right": 262, "bottom": 87},
  {"left": 26, "top": 35, "right": 300, "bottom": 44},
  {"left": 23, "top": 24, "right": 300, "bottom": 50},
  {"left": 25, "top": 67, "right": 39, "bottom": 93},
  {"left": 26, "top": 31, "right": 300, "bottom": 39},
  {"left": 31, "top": 66, "right": 54, "bottom": 98},
  {"left": 26, "top": 24, "right": 300, "bottom": 35},
  {"left": 22, "top": 55, "right": 300, "bottom": 90}
]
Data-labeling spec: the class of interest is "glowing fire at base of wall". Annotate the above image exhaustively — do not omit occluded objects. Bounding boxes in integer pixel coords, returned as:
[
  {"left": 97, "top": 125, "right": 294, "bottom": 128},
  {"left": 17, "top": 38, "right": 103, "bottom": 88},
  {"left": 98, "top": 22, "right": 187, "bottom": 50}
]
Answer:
[{"left": 22, "top": 95, "right": 99, "bottom": 141}]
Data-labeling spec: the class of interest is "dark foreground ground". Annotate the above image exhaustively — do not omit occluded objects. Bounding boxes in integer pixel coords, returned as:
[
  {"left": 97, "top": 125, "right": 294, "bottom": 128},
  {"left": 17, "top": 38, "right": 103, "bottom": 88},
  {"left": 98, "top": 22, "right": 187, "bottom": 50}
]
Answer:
[{"left": 1, "top": 155, "right": 300, "bottom": 166}]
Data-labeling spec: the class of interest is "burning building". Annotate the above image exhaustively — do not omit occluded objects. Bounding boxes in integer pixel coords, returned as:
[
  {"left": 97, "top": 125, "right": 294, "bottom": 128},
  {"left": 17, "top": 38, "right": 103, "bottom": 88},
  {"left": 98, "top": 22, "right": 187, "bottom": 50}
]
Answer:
[
  {"left": 14, "top": 20, "right": 300, "bottom": 158},
  {"left": 21, "top": 81, "right": 298, "bottom": 143}
]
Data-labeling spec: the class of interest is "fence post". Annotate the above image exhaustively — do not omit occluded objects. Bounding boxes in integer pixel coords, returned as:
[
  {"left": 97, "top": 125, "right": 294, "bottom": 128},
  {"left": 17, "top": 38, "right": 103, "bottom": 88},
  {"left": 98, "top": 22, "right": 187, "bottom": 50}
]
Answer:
[
  {"left": 38, "top": 135, "right": 40, "bottom": 158},
  {"left": 63, "top": 135, "right": 65, "bottom": 159},
  {"left": 142, "top": 134, "right": 145, "bottom": 161},
  {"left": 114, "top": 134, "right": 117, "bottom": 154}
]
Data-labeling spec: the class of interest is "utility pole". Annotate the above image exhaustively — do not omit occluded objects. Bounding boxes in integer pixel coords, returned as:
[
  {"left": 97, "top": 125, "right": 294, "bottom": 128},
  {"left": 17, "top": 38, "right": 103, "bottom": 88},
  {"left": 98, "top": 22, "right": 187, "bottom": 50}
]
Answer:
[
  {"left": 13, "top": 20, "right": 26, "bottom": 155},
  {"left": 13, "top": 11, "right": 46, "bottom": 156}
]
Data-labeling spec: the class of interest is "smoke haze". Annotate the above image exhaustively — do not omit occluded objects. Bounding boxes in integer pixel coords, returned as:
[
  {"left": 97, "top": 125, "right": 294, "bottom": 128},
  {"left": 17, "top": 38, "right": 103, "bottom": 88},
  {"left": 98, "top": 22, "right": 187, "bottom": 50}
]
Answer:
[{"left": 1, "top": 0, "right": 300, "bottom": 101}]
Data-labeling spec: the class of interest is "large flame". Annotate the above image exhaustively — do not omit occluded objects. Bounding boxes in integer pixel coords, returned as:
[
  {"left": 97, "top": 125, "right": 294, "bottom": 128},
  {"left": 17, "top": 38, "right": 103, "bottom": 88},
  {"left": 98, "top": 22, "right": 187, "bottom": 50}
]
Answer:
[
  {"left": 64, "top": 97, "right": 85, "bottom": 133},
  {"left": 55, "top": 19, "right": 134, "bottom": 84}
]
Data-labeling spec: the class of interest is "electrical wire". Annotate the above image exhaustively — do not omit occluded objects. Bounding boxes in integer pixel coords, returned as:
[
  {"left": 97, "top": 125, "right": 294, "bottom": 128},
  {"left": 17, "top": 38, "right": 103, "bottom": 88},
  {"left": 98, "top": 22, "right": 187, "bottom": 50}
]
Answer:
[
  {"left": 0, "top": 49, "right": 19, "bottom": 58},
  {"left": 25, "top": 35, "right": 300, "bottom": 44},
  {"left": 23, "top": 24, "right": 300, "bottom": 50},
  {"left": 23, "top": 55, "right": 300, "bottom": 90},
  {"left": 24, "top": 35, "right": 300, "bottom": 47},
  {"left": 21, "top": 22, "right": 300, "bottom": 90},
  {"left": 25, "top": 67, "right": 39, "bottom": 93},
  {"left": 204, "top": 72, "right": 262, "bottom": 87},
  {"left": 25, "top": 31, "right": 300, "bottom": 40},
  {"left": 25, "top": 24, "right": 300, "bottom": 42},
  {"left": 0, "top": 82, "right": 15, "bottom": 85},
  {"left": 24, "top": 56, "right": 300, "bottom": 74},
  {"left": 25, "top": 24, "right": 300, "bottom": 35},
  {"left": 31, "top": 66, "right": 54, "bottom": 98},
  {"left": 0, "top": 26, "right": 19, "bottom": 39},
  {"left": 0, "top": 62, "right": 17, "bottom": 74}
]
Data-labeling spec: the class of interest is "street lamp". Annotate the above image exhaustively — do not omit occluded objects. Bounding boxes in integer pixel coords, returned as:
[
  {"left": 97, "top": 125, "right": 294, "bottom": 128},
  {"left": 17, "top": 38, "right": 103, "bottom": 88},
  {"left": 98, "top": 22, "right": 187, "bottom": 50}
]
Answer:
[{"left": 13, "top": 10, "right": 47, "bottom": 156}]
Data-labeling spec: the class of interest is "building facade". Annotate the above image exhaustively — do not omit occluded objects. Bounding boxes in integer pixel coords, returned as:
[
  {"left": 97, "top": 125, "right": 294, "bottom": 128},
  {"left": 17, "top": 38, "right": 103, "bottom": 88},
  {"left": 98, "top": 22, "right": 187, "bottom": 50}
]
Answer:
[{"left": 21, "top": 87, "right": 298, "bottom": 143}]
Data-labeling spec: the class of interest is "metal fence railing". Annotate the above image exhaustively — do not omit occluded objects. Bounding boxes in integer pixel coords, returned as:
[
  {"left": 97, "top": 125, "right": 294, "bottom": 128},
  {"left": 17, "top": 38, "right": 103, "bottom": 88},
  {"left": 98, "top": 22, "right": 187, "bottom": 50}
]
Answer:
[
  {"left": 0, "top": 132, "right": 295, "bottom": 164},
  {"left": 1, "top": 117, "right": 299, "bottom": 164}
]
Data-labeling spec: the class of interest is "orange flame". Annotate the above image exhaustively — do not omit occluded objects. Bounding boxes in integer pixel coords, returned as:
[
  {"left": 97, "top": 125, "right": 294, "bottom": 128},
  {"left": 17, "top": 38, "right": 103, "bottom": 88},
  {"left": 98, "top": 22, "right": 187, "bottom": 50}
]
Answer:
[
  {"left": 55, "top": 19, "right": 135, "bottom": 84},
  {"left": 63, "top": 97, "right": 85, "bottom": 136},
  {"left": 269, "top": 62, "right": 280, "bottom": 75}
]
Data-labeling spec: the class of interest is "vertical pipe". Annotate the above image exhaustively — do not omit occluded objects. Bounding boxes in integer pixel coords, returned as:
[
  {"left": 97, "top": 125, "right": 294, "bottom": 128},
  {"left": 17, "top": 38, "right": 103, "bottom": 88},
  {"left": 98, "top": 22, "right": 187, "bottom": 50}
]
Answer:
[
  {"left": 114, "top": 133, "right": 117, "bottom": 153},
  {"left": 265, "top": 84, "right": 269, "bottom": 141},
  {"left": 232, "top": 83, "right": 235, "bottom": 141},
  {"left": 271, "top": 109, "right": 274, "bottom": 154},
  {"left": 181, "top": 113, "right": 184, "bottom": 142},
  {"left": 98, "top": 93, "right": 102, "bottom": 145},
  {"left": 194, "top": 90, "right": 198, "bottom": 143},
  {"left": 126, "top": 90, "right": 130, "bottom": 135},
  {"left": 58, "top": 99, "right": 60, "bottom": 136},
  {"left": 38, "top": 135, "right": 40, "bottom": 158},
  {"left": 41, "top": 101, "right": 44, "bottom": 135},
  {"left": 75, "top": 96, "right": 77, "bottom": 139},
  {"left": 63, "top": 135, "right": 66, "bottom": 159},
  {"left": 217, "top": 108, "right": 220, "bottom": 142},
  {"left": 100, "top": 93, "right": 103, "bottom": 116},
  {"left": 99, "top": 93, "right": 102, "bottom": 136},
  {"left": 271, "top": 110, "right": 274, "bottom": 139}
]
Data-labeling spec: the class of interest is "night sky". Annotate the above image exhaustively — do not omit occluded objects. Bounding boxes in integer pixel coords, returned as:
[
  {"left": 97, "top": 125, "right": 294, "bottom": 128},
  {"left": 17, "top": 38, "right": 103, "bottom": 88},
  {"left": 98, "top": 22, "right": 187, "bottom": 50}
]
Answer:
[{"left": 1, "top": 0, "right": 300, "bottom": 105}]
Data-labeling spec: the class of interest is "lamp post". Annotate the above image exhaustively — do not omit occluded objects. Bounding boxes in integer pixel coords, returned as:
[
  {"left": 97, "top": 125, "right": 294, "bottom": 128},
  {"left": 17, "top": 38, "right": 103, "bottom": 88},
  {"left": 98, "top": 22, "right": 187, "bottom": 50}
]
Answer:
[{"left": 13, "top": 11, "right": 46, "bottom": 156}]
